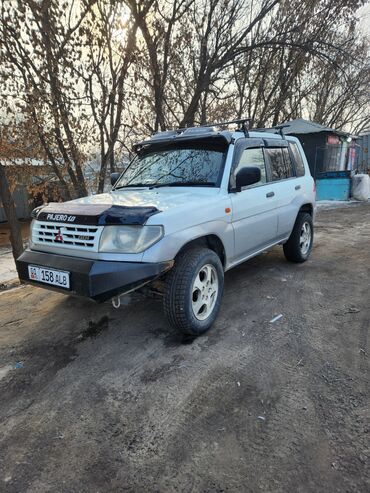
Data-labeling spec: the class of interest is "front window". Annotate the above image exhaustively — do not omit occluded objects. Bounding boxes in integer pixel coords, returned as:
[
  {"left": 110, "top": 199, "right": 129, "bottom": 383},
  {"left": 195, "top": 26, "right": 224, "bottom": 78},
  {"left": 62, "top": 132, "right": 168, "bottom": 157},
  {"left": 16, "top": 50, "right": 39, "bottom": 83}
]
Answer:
[
  {"left": 234, "top": 147, "right": 267, "bottom": 186},
  {"left": 114, "top": 145, "right": 226, "bottom": 189}
]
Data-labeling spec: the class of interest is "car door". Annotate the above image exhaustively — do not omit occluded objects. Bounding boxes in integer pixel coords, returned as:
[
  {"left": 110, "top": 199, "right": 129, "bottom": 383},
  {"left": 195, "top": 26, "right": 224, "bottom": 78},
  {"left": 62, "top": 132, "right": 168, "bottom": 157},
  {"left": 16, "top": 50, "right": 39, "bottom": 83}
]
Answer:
[
  {"left": 229, "top": 140, "right": 279, "bottom": 263},
  {"left": 263, "top": 142, "right": 299, "bottom": 239}
]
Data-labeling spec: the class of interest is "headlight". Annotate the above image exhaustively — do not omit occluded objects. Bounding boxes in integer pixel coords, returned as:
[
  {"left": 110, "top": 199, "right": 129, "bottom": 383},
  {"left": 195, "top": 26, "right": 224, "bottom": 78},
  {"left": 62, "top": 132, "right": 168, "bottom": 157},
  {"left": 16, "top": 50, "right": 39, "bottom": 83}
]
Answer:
[{"left": 99, "top": 225, "right": 164, "bottom": 253}]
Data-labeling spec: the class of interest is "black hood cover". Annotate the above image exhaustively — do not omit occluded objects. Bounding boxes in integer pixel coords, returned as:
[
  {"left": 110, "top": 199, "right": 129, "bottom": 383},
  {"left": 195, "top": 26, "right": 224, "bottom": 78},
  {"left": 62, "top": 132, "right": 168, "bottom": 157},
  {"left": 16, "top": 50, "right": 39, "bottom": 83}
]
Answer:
[{"left": 34, "top": 202, "right": 161, "bottom": 226}]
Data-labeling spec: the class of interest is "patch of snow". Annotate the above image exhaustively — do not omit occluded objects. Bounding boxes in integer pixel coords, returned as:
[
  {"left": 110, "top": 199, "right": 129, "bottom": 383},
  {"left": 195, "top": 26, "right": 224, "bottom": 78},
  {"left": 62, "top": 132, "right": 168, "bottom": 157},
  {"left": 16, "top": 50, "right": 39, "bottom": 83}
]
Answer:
[
  {"left": 316, "top": 200, "right": 368, "bottom": 210},
  {"left": 0, "top": 247, "right": 17, "bottom": 283}
]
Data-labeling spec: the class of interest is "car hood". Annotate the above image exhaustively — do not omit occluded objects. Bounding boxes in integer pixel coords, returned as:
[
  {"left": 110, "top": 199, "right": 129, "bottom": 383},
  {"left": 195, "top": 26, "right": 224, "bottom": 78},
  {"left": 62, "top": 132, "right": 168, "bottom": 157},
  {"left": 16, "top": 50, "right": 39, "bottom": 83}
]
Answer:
[
  {"left": 70, "top": 188, "right": 220, "bottom": 212},
  {"left": 33, "top": 188, "right": 223, "bottom": 228}
]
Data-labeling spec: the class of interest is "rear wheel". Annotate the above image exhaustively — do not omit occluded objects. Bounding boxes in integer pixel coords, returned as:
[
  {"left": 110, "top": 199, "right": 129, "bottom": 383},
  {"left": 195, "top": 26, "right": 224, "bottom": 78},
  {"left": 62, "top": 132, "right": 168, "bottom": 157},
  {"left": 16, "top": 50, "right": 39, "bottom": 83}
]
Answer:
[
  {"left": 283, "top": 212, "right": 313, "bottom": 263},
  {"left": 163, "top": 247, "right": 224, "bottom": 336}
]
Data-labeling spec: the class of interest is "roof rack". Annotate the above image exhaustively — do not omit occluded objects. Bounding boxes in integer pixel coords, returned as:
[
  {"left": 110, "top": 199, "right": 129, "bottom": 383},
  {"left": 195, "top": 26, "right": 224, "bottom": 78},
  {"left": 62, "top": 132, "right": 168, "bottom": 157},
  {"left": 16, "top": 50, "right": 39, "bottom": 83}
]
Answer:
[
  {"left": 274, "top": 124, "right": 290, "bottom": 137},
  {"left": 134, "top": 118, "right": 252, "bottom": 152},
  {"left": 251, "top": 124, "right": 290, "bottom": 138},
  {"left": 180, "top": 118, "right": 251, "bottom": 137}
]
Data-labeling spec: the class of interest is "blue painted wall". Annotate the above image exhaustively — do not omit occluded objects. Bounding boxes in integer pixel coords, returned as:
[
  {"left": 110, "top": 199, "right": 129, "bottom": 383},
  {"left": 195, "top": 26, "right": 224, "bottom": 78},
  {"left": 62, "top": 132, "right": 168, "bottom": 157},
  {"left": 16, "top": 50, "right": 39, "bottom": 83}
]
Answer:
[{"left": 316, "top": 178, "right": 351, "bottom": 201}]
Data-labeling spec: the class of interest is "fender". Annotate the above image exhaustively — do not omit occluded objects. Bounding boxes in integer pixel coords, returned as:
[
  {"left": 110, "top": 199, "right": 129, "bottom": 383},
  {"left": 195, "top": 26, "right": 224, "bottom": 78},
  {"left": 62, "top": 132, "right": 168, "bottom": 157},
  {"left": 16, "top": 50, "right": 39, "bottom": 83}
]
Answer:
[{"left": 142, "top": 220, "right": 234, "bottom": 268}]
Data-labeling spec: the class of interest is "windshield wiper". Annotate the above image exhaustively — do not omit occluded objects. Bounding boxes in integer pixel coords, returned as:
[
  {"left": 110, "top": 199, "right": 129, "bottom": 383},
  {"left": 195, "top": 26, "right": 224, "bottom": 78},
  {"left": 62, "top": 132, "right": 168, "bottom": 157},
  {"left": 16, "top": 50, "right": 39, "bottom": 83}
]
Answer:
[
  {"left": 149, "top": 181, "right": 216, "bottom": 188},
  {"left": 114, "top": 183, "right": 153, "bottom": 190},
  {"left": 114, "top": 181, "right": 216, "bottom": 190}
]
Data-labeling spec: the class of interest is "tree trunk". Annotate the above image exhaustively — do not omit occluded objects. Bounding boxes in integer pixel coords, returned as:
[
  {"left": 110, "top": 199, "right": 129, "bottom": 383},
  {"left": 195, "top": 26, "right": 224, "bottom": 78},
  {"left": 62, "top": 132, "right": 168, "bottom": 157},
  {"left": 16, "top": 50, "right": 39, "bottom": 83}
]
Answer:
[{"left": 0, "top": 164, "right": 24, "bottom": 263}]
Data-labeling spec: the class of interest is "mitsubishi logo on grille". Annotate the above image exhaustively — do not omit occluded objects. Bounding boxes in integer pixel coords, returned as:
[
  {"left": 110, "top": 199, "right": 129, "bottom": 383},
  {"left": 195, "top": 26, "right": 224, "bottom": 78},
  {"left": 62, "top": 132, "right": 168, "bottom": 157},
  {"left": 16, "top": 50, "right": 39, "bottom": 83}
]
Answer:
[{"left": 54, "top": 229, "right": 63, "bottom": 242}]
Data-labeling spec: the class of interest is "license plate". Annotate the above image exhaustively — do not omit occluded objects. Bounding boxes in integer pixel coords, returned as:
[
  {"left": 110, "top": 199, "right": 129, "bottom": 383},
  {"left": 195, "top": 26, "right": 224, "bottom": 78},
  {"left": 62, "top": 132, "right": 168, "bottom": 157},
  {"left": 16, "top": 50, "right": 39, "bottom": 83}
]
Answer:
[{"left": 28, "top": 265, "right": 70, "bottom": 289}]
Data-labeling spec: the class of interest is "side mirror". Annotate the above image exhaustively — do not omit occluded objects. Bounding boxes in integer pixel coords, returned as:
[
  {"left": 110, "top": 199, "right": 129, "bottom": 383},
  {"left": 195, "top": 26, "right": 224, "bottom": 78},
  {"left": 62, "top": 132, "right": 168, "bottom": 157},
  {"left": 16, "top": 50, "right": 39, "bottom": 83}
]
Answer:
[
  {"left": 111, "top": 172, "right": 120, "bottom": 186},
  {"left": 235, "top": 167, "right": 261, "bottom": 191}
]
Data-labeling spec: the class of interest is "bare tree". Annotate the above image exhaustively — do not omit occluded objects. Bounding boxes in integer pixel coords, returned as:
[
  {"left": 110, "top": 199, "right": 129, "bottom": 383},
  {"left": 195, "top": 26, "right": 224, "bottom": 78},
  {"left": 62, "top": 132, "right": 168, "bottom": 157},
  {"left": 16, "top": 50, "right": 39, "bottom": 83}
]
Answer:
[
  {"left": 82, "top": 0, "right": 138, "bottom": 192},
  {"left": 218, "top": 0, "right": 369, "bottom": 129},
  {"left": 0, "top": 0, "right": 97, "bottom": 197},
  {"left": 0, "top": 165, "right": 24, "bottom": 262},
  {"left": 125, "top": 0, "right": 368, "bottom": 134},
  {"left": 308, "top": 50, "right": 370, "bottom": 133},
  {"left": 126, "top": 0, "right": 195, "bottom": 132},
  {"left": 0, "top": 0, "right": 368, "bottom": 203}
]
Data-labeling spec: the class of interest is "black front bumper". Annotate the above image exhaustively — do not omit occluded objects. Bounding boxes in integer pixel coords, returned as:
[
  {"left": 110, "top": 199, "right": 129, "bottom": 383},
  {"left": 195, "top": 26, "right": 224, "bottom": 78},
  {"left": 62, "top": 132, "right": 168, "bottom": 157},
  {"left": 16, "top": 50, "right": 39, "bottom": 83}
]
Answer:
[{"left": 16, "top": 250, "right": 172, "bottom": 302}]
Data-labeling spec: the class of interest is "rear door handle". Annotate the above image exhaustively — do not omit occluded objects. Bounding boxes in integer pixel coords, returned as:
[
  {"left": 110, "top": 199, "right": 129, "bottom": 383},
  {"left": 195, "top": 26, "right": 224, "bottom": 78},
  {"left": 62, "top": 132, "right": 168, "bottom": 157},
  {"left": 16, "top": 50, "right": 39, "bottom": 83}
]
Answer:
[
  {"left": 266, "top": 191, "right": 275, "bottom": 198},
  {"left": 295, "top": 185, "right": 301, "bottom": 190}
]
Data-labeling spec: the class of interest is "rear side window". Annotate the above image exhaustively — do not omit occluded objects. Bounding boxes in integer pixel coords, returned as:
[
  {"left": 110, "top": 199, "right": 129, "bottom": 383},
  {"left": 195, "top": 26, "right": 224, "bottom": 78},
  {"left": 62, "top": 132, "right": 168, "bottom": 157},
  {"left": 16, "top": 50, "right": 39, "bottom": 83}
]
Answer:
[
  {"left": 234, "top": 148, "right": 267, "bottom": 186},
  {"left": 266, "top": 148, "right": 294, "bottom": 181},
  {"left": 289, "top": 142, "right": 305, "bottom": 177}
]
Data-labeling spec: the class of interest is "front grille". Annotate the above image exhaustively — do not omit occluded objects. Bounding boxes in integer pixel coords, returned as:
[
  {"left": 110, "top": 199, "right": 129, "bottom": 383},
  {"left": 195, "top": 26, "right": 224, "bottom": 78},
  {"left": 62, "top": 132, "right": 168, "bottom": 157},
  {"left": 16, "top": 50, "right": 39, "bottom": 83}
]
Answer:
[{"left": 32, "top": 221, "right": 103, "bottom": 252}]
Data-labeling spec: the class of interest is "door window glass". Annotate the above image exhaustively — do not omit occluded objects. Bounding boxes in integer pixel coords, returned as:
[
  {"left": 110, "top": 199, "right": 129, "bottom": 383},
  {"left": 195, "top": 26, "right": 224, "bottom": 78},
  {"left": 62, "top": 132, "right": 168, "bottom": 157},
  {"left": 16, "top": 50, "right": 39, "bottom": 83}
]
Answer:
[
  {"left": 235, "top": 147, "right": 267, "bottom": 186},
  {"left": 267, "top": 148, "right": 294, "bottom": 181},
  {"left": 289, "top": 142, "right": 305, "bottom": 177}
]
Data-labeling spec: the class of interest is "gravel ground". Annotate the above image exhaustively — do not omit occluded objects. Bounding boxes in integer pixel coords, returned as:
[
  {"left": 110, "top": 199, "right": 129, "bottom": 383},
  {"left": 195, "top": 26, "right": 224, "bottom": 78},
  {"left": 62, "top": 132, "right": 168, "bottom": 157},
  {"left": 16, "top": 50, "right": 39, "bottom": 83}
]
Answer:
[{"left": 0, "top": 203, "right": 369, "bottom": 492}]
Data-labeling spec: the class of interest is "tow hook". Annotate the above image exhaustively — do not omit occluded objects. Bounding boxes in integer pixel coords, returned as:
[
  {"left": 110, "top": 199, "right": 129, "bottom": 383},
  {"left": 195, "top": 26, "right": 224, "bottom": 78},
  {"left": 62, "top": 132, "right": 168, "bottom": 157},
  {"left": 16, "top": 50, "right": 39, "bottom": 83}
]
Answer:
[
  {"left": 110, "top": 279, "right": 153, "bottom": 309},
  {"left": 112, "top": 296, "right": 121, "bottom": 309}
]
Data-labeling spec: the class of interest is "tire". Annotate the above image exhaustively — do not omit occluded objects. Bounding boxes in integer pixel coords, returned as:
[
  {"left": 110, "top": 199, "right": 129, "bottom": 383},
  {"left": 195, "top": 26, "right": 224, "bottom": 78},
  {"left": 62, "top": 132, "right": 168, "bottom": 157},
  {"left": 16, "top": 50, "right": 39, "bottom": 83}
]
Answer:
[
  {"left": 283, "top": 212, "right": 314, "bottom": 263},
  {"left": 163, "top": 247, "right": 224, "bottom": 336}
]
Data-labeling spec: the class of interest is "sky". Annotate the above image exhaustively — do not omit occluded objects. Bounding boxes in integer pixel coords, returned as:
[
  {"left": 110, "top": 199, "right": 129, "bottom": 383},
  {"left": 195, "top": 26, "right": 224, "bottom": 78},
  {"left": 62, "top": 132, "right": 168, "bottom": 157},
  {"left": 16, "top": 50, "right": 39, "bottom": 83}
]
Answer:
[{"left": 358, "top": 2, "right": 370, "bottom": 36}]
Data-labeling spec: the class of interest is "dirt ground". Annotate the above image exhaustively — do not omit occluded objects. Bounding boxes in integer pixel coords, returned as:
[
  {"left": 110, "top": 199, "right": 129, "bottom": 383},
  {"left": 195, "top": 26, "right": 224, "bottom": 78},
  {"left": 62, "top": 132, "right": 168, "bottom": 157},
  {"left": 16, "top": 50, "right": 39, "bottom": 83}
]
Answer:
[{"left": 0, "top": 204, "right": 369, "bottom": 493}]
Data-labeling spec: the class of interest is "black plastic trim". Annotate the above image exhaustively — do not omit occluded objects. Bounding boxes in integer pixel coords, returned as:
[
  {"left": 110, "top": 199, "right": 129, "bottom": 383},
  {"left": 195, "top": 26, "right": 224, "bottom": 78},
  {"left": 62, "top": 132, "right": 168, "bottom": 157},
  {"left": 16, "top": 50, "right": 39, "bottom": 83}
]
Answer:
[
  {"left": 16, "top": 250, "right": 172, "bottom": 302},
  {"left": 133, "top": 132, "right": 231, "bottom": 152},
  {"left": 263, "top": 138, "right": 289, "bottom": 148}
]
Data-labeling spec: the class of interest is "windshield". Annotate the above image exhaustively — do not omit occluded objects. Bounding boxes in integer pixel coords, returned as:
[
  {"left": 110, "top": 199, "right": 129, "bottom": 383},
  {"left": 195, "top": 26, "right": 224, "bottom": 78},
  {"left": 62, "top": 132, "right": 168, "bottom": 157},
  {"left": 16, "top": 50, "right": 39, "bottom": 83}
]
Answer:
[{"left": 114, "top": 145, "right": 226, "bottom": 189}]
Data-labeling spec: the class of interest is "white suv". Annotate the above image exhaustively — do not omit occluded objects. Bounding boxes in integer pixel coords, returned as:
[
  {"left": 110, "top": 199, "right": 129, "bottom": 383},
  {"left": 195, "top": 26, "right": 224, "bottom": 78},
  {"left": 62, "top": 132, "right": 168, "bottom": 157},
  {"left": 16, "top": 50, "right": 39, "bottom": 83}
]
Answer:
[{"left": 17, "top": 121, "right": 316, "bottom": 336}]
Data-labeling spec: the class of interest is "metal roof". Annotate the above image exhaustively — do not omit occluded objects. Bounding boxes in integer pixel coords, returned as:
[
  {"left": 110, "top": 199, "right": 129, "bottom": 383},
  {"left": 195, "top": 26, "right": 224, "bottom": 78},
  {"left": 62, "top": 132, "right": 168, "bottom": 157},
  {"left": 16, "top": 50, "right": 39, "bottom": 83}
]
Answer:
[{"left": 278, "top": 119, "right": 349, "bottom": 137}]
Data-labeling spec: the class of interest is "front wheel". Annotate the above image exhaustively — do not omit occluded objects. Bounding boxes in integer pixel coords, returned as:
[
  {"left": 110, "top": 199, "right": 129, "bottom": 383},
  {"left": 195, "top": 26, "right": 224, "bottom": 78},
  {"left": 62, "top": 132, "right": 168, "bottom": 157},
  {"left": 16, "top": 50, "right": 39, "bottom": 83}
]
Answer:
[
  {"left": 163, "top": 247, "right": 224, "bottom": 336},
  {"left": 283, "top": 212, "right": 314, "bottom": 263}
]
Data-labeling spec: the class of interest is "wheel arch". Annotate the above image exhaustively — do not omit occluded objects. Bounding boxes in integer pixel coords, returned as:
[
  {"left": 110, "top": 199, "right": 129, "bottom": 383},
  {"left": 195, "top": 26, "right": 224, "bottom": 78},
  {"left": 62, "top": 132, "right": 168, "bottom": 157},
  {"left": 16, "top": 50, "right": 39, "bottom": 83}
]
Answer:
[
  {"left": 298, "top": 203, "right": 313, "bottom": 216},
  {"left": 175, "top": 234, "right": 226, "bottom": 268}
]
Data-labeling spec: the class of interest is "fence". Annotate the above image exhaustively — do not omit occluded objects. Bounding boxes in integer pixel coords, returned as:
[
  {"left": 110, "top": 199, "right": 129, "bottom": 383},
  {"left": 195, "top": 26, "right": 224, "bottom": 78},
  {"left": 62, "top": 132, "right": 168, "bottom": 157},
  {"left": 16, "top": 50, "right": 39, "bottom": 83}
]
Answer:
[
  {"left": 356, "top": 133, "right": 370, "bottom": 174},
  {"left": 0, "top": 185, "right": 31, "bottom": 222}
]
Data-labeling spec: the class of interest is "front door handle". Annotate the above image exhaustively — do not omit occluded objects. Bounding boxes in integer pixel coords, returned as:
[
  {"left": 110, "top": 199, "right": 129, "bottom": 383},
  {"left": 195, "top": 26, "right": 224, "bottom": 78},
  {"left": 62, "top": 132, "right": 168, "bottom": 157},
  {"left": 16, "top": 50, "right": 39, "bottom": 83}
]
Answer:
[
  {"left": 295, "top": 185, "right": 301, "bottom": 190},
  {"left": 266, "top": 191, "right": 275, "bottom": 198}
]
